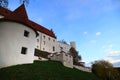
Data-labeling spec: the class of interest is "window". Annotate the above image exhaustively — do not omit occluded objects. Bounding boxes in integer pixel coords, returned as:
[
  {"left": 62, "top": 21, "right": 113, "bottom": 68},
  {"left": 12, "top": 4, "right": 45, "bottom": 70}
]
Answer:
[
  {"left": 53, "top": 46, "right": 55, "bottom": 51},
  {"left": 48, "top": 37, "right": 50, "bottom": 41},
  {"left": 37, "top": 46, "right": 39, "bottom": 48},
  {"left": 43, "top": 35, "right": 45, "bottom": 39},
  {"left": 43, "top": 48, "right": 45, "bottom": 50},
  {"left": 21, "top": 47, "right": 27, "bottom": 54},
  {"left": 60, "top": 47, "right": 63, "bottom": 51},
  {"left": 43, "top": 41, "right": 45, "bottom": 45},
  {"left": 24, "top": 30, "right": 29, "bottom": 37},
  {"left": 37, "top": 39, "right": 39, "bottom": 42},
  {"left": 53, "top": 39, "right": 55, "bottom": 42}
]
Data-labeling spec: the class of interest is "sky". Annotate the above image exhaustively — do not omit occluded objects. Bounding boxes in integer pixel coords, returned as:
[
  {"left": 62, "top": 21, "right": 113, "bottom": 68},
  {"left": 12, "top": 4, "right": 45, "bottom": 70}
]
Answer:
[{"left": 8, "top": 0, "right": 120, "bottom": 67}]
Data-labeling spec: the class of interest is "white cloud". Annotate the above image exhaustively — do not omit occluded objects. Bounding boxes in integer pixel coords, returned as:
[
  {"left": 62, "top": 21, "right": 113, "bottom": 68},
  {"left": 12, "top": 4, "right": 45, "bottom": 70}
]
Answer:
[
  {"left": 83, "top": 31, "right": 88, "bottom": 35},
  {"left": 96, "top": 32, "right": 101, "bottom": 36},
  {"left": 107, "top": 58, "right": 120, "bottom": 64},
  {"left": 103, "top": 44, "right": 120, "bottom": 66},
  {"left": 108, "top": 50, "right": 120, "bottom": 57},
  {"left": 102, "top": 44, "right": 113, "bottom": 52},
  {"left": 105, "top": 49, "right": 120, "bottom": 66}
]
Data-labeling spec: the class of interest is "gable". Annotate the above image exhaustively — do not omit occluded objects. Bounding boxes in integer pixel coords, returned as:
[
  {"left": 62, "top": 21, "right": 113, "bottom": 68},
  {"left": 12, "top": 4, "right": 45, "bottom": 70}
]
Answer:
[
  {"left": 0, "top": 4, "right": 56, "bottom": 39},
  {"left": 0, "top": 6, "right": 12, "bottom": 17},
  {"left": 12, "top": 4, "right": 28, "bottom": 19}
]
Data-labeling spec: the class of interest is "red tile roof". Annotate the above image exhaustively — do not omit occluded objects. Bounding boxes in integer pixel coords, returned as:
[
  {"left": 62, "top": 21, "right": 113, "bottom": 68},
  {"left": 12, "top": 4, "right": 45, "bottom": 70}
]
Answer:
[
  {"left": 0, "top": 4, "right": 56, "bottom": 38},
  {"left": 0, "top": 6, "right": 12, "bottom": 16}
]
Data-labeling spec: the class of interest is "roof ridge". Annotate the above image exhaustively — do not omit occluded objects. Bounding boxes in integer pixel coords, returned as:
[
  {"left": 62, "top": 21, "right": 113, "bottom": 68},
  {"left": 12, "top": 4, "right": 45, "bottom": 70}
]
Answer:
[
  {"left": 13, "top": 4, "right": 28, "bottom": 19},
  {"left": 0, "top": 4, "right": 56, "bottom": 38},
  {"left": 0, "top": 6, "right": 12, "bottom": 16}
]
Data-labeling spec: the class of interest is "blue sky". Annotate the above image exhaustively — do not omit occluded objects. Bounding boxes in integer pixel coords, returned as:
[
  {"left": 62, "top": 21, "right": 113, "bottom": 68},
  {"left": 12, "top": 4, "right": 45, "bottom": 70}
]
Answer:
[{"left": 8, "top": 0, "right": 120, "bottom": 67}]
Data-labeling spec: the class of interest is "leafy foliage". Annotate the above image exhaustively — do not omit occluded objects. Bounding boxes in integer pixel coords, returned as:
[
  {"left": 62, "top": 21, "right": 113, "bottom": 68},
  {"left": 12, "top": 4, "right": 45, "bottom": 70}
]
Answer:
[
  {"left": 69, "top": 47, "right": 82, "bottom": 64},
  {"left": 92, "top": 60, "right": 120, "bottom": 80},
  {"left": 0, "top": 0, "right": 30, "bottom": 8},
  {"left": 0, "top": 0, "right": 8, "bottom": 8}
]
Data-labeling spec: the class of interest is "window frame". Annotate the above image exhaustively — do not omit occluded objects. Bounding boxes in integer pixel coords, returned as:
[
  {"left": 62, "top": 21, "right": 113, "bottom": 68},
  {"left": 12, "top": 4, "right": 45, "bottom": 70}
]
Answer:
[
  {"left": 24, "top": 30, "right": 29, "bottom": 37},
  {"left": 21, "top": 47, "right": 27, "bottom": 55}
]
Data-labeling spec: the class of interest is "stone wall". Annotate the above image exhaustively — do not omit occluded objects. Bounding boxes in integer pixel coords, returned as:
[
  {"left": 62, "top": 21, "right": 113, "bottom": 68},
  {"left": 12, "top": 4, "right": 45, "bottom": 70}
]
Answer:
[
  {"left": 73, "top": 65, "right": 91, "bottom": 72},
  {"left": 48, "top": 51, "right": 73, "bottom": 68}
]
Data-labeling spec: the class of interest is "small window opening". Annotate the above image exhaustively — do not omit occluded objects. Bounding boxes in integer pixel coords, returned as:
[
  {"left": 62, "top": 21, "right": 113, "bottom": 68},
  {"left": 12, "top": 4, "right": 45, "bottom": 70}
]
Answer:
[
  {"left": 48, "top": 37, "right": 50, "bottom": 41},
  {"left": 24, "top": 30, "right": 29, "bottom": 37},
  {"left": 21, "top": 47, "right": 27, "bottom": 54},
  {"left": 43, "top": 35, "right": 45, "bottom": 39},
  {"left": 53, "top": 46, "right": 55, "bottom": 51}
]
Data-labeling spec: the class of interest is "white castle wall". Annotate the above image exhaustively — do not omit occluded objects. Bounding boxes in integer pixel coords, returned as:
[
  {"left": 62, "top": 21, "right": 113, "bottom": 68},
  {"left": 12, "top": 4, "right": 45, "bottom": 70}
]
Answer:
[
  {"left": 70, "top": 41, "right": 76, "bottom": 49},
  {"left": 0, "top": 21, "right": 36, "bottom": 68},
  {"left": 56, "top": 41, "right": 71, "bottom": 53},
  {"left": 0, "top": 15, "right": 4, "bottom": 18},
  {"left": 36, "top": 32, "right": 57, "bottom": 53}
]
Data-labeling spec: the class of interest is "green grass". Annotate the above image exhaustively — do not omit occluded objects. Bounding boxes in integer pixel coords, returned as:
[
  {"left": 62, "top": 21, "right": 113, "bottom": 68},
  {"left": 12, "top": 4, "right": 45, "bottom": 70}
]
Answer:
[{"left": 0, "top": 60, "right": 100, "bottom": 80}]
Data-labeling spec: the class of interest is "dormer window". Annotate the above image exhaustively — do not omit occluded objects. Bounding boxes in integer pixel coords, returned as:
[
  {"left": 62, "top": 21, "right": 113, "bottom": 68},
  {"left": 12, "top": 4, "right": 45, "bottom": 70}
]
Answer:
[{"left": 24, "top": 30, "right": 29, "bottom": 37}]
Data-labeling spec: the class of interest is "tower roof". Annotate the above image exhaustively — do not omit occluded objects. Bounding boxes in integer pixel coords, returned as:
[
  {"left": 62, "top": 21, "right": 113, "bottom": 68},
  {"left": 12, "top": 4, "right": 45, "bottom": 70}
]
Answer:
[
  {"left": 13, "top": 4, "right": 28, "bottom": 19},
  {"left": 0, "top": 4, "right": 56, "bottom": 38},
  {"left": 0, "top": 6, "right": 12, "bottom": 16}
]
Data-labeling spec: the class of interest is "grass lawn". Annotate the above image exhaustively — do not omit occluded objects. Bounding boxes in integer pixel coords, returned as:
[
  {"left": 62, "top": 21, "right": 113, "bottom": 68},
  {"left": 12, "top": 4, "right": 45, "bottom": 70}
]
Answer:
[{"left": 0, "top": 60, "right": 100, "bottom": 80}]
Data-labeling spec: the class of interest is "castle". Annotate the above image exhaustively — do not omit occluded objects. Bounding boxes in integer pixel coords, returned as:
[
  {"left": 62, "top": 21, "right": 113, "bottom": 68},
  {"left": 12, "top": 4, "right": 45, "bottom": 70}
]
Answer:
[{"left": 0, "top": 4, "right": 76, "bottom": 68}]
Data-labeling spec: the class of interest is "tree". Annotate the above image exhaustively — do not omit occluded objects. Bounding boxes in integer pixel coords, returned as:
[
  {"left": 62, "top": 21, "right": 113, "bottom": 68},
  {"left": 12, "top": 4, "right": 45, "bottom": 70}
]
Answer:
[
  {"left": 69, "top": 47, "right": 81, "bottom": 64},
  {"left": 92, "top": 60, "right": 120, "bottom": 80},
  {"left": 0, "top": 0, "right": 30, "bottom": 8},
  {"left": 0, "top": 0, "right": 8, "bottom": 8}
]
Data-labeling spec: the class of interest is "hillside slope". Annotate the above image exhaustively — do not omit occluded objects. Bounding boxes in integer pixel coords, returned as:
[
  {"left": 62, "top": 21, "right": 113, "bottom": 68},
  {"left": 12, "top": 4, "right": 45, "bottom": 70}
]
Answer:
[{"left": 0, "top": 60, "right": 100, "bottom": 80}]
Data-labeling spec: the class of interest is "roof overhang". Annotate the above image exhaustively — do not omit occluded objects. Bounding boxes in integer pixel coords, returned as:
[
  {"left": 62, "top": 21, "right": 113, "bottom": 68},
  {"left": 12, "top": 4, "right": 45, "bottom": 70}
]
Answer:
[{"left": 0, "top": 19, "right": 39, "bottom": 37}]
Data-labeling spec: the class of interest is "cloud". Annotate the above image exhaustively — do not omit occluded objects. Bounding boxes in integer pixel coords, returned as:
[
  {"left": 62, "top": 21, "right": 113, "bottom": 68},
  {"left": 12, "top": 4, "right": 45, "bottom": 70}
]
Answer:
[
  {"left": 107, "top": 58, "right": 120, "bottom": 64},
  {"left": 96, "top": 32, "right": 101, "bottom": 36},
  {"left": 102, "top": 44, "right": 113, "bottom": 52},
  {"left": 102, "top": 44, "right": 120, "bottom": 66},
  {"left": 106, "top": 49, "right": 120, "bottom": 66},
  {"left": 83, "top": 31, "right": 88, "bottom": 35},
  {"left": 108, "top": 50, "right": 120, "bottom": 57}
]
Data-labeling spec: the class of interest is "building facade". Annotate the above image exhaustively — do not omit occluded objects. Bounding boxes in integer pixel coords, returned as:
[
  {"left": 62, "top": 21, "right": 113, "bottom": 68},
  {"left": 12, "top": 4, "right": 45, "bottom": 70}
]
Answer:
[
  {"left": 0, "top": 20, "right": 37, "bottom": 68},
  {"left": 0, "top": 4, "right": 57, "bottom": 68},
  {"left": 36, "top": 31, "right": 57, "bottom": 53},
  {"left": 56, "top": 41, "right": 76, "bottom": 53},
  {"left": 0, "top": 4, "right": 77, "bottom": 68}
]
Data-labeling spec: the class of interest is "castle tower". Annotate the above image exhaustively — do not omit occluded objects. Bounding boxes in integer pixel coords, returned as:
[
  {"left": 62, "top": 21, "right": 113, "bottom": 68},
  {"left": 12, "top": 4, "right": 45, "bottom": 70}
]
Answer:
[{"left": 70, "top": 41, "right": 76, "bottom": 49}]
